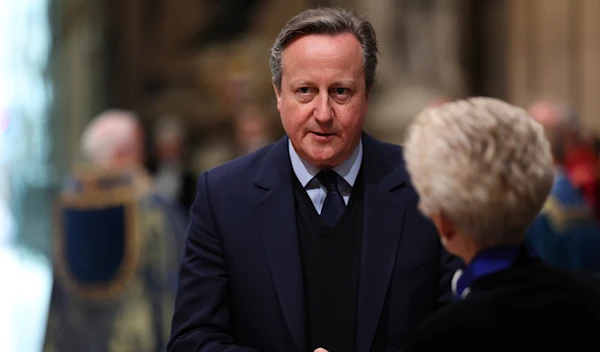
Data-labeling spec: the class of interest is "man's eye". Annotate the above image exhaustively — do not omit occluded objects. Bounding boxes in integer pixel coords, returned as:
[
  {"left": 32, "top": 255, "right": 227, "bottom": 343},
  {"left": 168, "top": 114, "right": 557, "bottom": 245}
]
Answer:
[
  {"left": 334, "top": 88, "right": 349, "bottom": 95},
  {"left": 298, "top": 87, "right": 310, "bottom": 94}
]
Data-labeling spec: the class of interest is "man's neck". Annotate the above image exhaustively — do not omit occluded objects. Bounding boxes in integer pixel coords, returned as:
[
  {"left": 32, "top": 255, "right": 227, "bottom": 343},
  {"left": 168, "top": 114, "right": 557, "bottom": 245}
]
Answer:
[{"left": 288, "top": 138, "right": 363, "bottom": 188}]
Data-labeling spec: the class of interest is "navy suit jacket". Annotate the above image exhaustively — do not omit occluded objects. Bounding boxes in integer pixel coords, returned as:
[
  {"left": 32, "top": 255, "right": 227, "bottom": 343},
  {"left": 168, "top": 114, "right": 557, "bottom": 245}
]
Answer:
[{"left": 168, "top": 133, "right": 463, "bottom": 352}]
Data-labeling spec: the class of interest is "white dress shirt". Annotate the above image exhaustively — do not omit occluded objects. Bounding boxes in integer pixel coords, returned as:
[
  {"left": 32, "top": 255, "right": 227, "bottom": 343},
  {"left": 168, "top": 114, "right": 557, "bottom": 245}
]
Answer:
[{"left": 288, "top": 139, "right": 363, "bottom": 214}]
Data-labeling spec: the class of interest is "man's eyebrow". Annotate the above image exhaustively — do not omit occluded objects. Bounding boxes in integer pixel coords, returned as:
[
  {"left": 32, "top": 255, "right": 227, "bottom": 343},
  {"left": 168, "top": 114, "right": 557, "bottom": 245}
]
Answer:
[
  {"left": 287, "top": 79, "right": 356, "bottom": 87},
  {"left": 288, "top": 80, "right": 315, "bottom": 86},
  {"left": 330, "top": 80, "right": 356, "bottom": 87}
]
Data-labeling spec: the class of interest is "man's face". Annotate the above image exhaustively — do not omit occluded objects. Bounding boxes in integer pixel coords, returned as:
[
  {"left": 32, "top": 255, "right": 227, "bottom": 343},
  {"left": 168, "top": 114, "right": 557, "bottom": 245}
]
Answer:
[{"left": 275, "top": 33, "right": 369, "bottom": 168}]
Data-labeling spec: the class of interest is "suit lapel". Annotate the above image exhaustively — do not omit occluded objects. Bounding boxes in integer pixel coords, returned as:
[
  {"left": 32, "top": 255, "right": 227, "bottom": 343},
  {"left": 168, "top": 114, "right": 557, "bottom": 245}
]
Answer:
[
  {"left": 254, "top": 137, "right": 306, "bottom": 352},
  {"left": 356, "top": 134, "right": 408, "bottom": 352}
]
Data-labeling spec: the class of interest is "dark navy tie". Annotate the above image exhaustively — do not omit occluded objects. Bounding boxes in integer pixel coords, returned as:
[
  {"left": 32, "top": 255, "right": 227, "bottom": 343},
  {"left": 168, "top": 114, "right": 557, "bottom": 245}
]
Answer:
[{"left": 316, "top": 170, "right": 346, "bottom": 225}]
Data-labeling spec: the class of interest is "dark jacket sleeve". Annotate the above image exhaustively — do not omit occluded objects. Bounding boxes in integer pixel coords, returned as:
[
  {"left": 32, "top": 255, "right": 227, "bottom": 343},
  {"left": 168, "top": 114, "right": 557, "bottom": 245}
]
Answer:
[{"left": 167, "top": 172, "right": 258, "bottom": 352}]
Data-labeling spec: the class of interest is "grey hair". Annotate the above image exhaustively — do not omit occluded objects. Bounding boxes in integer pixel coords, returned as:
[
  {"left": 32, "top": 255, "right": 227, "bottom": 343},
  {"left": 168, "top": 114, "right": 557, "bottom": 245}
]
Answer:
[
  {"left": 270, "top": 7, "right": 378, "bottom": 93},
  {"left": 404, "top": 97, "right": 555, "bottom": 247}
]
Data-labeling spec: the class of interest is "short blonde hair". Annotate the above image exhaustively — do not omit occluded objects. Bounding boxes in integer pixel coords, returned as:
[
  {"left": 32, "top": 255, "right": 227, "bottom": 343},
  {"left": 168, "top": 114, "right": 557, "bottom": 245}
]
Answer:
[{"left": 404, "top": 97, "right": 555, "bottom": 246}]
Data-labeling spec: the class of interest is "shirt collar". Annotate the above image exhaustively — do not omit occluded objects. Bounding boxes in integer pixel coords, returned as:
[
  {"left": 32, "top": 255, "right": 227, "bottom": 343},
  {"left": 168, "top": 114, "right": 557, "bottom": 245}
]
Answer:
[
  {"left": 451, "top": 245, "right": 532, "bottom": 300},
  {"left": 288, "top": 138, "right": 363, "bottom": 188}
]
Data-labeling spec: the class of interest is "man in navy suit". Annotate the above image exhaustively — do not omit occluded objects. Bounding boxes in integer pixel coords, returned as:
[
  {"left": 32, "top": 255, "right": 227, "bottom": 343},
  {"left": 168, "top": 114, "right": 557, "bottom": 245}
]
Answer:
[{"left": 168, "top": 7, "right": 462, "bottom": 352}]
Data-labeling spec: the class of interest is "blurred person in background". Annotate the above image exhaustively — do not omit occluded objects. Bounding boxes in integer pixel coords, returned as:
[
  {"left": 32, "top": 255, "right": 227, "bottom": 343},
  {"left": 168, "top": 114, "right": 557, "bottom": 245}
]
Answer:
[
  {"left": 151, "top": 115, "right": 197, "bottom": 213},
  {"left": 233, "top": 104, "right": 275, "bottom": 156},
  {"left": 595, "top": 136, "right": 600, "bottom": 219},
  {"left": 44, "top": 109, "right": 186, "bottom": 352},
  {"left": 530, "top": 99, "right": 598, "bottom": 207},
  {"left": 403, "top": 97, "right": 600, "bottom": 351},
  {"left": 426, "top": 95, "right": 452, "bottom": 108},
  {"left": 526, "top": 99, "right": 600, "bottom": 271}
]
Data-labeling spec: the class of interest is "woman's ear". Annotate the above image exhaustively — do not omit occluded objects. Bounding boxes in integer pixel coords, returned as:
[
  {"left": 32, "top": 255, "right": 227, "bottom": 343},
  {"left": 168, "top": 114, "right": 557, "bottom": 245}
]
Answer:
[{"left": 431, "top": 212, "right": 457, "bottom": 246}]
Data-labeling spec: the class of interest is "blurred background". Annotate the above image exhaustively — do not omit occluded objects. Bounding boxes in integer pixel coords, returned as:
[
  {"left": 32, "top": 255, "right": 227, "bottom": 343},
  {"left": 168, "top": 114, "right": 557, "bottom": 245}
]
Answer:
[{"left": 1, "top": 0, "right": 600, "bottom": 351}]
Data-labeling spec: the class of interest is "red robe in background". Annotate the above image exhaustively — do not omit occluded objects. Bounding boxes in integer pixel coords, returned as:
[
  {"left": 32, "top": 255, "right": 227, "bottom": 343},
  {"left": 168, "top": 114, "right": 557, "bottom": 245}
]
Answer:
[{"left": 565, "top": 144, "right": 599, "bottom": 217}]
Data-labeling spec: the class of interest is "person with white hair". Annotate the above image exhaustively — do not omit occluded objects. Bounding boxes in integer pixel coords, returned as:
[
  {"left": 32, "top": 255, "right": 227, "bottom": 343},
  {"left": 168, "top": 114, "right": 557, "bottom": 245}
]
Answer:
[
  {"left": 150, "top": 114, "right": 197, "bottom": 212},
  {"left": 402, "top": 97, "right": 600, "bottom": 351},
  {"left": 80, "top": 109, "right": 145, "bottom": 170},
  {"left": 44, "top": 109, "right": 188, "bottom": 352}
]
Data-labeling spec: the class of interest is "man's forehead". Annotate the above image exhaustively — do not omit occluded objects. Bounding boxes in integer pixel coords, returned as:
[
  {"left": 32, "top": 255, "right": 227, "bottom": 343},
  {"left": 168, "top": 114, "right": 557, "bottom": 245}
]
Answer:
[
  {"left": 281, "top": 33, "right": 362, "bottom": 59},
  {"left": 280, "top": 34, "right": 365, "bottom": 83}
]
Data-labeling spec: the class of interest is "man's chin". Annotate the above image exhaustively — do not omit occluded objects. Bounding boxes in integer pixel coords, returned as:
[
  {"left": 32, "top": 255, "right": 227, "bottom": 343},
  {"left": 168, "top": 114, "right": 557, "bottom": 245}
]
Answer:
[{"left": 307, "top": 152, "right": 343, "bottom": 169}]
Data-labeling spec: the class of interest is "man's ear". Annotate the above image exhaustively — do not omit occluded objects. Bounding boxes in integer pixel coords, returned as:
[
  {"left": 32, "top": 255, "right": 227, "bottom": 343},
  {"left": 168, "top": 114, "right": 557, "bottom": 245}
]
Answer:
[{"left": 273, "top": 83, "right": 282, "bottom": 112}]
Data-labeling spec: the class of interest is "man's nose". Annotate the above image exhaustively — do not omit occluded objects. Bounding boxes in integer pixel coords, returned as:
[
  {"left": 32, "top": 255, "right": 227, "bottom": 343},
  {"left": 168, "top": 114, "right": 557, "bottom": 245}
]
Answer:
[{"left": 313, "top": 92, "right": 333, "bottom": 123}]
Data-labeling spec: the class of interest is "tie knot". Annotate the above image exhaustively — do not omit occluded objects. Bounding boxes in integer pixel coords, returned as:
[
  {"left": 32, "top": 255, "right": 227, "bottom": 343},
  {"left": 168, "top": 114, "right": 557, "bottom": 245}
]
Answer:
[{"left": 316, "top": 170, "right": 340, "bottom": 193}]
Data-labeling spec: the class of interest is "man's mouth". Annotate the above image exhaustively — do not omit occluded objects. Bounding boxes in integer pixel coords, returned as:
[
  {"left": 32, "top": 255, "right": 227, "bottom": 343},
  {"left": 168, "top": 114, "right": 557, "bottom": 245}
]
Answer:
[{"left": 311, "top": 132, "right": 334, "bottom": 137}]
